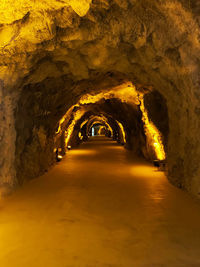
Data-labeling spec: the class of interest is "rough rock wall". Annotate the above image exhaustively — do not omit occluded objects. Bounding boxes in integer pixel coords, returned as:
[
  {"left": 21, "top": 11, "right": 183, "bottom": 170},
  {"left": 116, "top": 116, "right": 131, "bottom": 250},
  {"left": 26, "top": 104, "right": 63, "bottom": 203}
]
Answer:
[
  {"left": 65, "top": 98, "right": 147, "bottom": 156},
  {"left": 0, "top": 80, "right": 17, "bottom": 190},
  {"left": 0, "top": 0, "right": 200, "bottom": 196},
  {"left": 144, "top": 91, "right": 169, "bottom": 148}
]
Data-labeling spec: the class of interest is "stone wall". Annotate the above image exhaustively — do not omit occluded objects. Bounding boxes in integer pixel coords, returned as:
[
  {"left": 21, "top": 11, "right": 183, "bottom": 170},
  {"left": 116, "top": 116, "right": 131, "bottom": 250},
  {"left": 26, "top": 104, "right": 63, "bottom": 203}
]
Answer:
[
  {"left": 0, "top": 80, "right": 17, "bottom": 194},
  {"left": 0, "top": 0, "right": 200, "bottom": 196}
]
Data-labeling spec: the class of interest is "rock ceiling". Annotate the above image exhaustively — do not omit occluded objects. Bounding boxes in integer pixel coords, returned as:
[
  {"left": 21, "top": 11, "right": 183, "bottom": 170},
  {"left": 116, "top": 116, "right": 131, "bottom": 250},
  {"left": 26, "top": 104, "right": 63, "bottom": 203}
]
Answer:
[
  {"left": 0, "top": 0, "right": 199, "bottom": 91},
  {"left": 1, "top": 0, "right": 200, "bottom": 196}
]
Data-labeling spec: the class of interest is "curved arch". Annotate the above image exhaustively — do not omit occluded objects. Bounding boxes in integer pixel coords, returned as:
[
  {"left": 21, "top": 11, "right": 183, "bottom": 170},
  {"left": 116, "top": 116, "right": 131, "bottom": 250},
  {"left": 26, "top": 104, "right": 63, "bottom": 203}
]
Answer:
[
  {"left": 86, "top": 115, "right": 114, "bottom": 137},
  {"left": 116, "top": 120, "right": 126, "bottom": 144},
  {"left": 53, "top": 83, "right": 166, "bottom": 162},
  {"left": 15, "top": 79, "right": 167, "bottom": 184},
  {"left": 1, "top": 1, "right": 197, "bottom": 196}
]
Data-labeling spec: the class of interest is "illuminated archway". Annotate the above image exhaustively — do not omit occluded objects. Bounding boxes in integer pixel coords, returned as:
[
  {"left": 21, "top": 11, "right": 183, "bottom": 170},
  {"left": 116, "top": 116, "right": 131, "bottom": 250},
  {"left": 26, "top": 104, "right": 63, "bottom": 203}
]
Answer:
[
  {"left": 54, "top": 82, "right": 166, "bottom": 161},
  {"left": 1, "top": 0, "right": 197, "bottom": 196},
  {"left": 86, "top": 115, "right": 114, "bottom": 138}
]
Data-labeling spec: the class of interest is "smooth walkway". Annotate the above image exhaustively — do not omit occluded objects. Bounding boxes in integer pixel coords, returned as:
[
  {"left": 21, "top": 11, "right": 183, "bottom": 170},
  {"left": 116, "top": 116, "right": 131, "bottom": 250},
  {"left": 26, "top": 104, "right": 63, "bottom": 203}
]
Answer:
[{"left": 1, "top": 137, "right": 200, "bottom": 266}]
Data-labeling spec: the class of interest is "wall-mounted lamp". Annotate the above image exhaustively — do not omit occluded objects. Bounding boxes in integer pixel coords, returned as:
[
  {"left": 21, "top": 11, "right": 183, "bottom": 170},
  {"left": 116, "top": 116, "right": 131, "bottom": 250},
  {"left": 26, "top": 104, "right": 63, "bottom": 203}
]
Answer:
[{"left": 55, "top": 148, "right": 63, "bottom": 162}]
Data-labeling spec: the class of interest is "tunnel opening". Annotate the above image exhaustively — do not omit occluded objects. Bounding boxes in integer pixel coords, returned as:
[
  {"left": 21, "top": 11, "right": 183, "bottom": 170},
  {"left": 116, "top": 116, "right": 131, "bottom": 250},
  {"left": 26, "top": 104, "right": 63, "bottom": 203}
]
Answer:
[
  {"left": 89, "top": 123, "right": 110, "bottom": 137},
  {"left": 1, "top": 2, "right": 200, "bottom": 265},
  {"left": 0, "top": 0, "right": 199, "bottom": 198},
  {"left": 14, "top": 79, "right": 168, "bottom": 185}
]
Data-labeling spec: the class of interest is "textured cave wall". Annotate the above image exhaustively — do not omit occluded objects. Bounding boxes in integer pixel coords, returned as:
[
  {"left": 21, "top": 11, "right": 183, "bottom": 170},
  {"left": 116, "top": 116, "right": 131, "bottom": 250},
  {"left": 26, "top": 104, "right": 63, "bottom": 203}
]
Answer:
[
  {"left": 14, "top": 76, "right": 76, "bottom": 183},
  {"left": 144, "top": 90, "right": 169, "bottom": 149},
  {"left": 82, "top": 112, "right": 121, "bottom": 141},
  {"left": 0, "top": 0, "right": 200, "bottom": 196},
  {"left": 0, "top": 80, "right": 17, "bottom": 191},
  {"left": 64, "top": 98, "right": 147, "bottom": 157},
  {"left": 99, "top": 98, "right": 147, "bottom": 155}
]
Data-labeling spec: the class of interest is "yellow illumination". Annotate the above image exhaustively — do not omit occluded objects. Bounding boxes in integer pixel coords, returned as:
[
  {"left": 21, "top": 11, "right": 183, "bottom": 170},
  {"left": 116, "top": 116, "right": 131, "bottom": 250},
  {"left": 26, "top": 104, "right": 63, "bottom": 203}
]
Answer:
[
  {"left": 55, "top": 82, "right": 165, "bottom": 161},
  {"left": 98, "top": 126, "right": 105, "bottom": 135},
  {"left": 56, "top": 83, "right": 137, "bottom": 137},
  {"left": 80, "top": 119, "right": 89, "bottom": 129},
  {"left": 55, "top": 105, "right": 76, "bottom": 135},
  {"left": 69, "top": 149, "right": 97, "bottom": 155},
  {"left": 116, "top": 120, "right": 126, "bottom": 143},
  {"left": 79, "top": 82, "right": 139, "bottom": 106},
  {"left": 65, "top": 109, "right": 85, "bottom": 146},
  {"left": 0, "top": 0, "right": 91, "bottom": 25},
  {"left": 69, "top": 0, "right": 92, "bottom": 16},
  {"left": 88, "top": 115, "right": 113, "bottom": 137},
  {"left": 140, "top": 98, "right": 166, "bottom": 160},
  {"left": 78, "top": 132, "right": 83, "bottom": 140},
  {"left": 55, "top": 116, "right": 65, "bottom": 134}
]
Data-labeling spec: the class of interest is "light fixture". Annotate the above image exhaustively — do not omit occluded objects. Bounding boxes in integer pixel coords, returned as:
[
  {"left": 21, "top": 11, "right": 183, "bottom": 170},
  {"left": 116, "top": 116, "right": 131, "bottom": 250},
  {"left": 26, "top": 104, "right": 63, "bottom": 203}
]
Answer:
[{"left": 56, "top": 154, "right": 63, "bottom": 162}]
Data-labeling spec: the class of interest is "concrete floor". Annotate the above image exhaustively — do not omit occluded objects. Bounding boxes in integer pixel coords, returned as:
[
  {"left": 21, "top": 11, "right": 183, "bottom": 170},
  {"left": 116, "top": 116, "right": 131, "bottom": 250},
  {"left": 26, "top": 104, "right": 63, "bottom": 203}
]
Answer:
[{"left": 1, "top": 137, "right": 200, "bottom": 266}]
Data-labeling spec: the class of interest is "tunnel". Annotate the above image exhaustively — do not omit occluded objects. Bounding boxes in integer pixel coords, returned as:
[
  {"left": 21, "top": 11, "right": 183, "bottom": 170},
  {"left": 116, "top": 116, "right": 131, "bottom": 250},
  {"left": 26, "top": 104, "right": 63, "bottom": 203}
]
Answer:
[{"left": 1, "top": 0, "right": 200, "bottom": 265}]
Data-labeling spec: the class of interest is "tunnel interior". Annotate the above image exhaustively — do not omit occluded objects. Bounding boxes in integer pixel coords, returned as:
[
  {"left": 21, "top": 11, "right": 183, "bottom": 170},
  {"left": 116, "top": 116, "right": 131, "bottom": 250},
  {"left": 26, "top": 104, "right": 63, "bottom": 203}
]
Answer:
[
  {"left": 0, "top": 0, "right": 200, "bottom": 198},
  {"left": 15, "top": 80, "right": 168, "bottom": 185}
]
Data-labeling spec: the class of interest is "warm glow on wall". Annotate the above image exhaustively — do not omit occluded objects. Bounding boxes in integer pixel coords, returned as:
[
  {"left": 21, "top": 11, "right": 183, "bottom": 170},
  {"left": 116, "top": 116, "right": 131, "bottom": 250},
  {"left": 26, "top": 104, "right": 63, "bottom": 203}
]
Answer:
[
  {"left": 139, "top": 98, "right": 166, "bottom": 160},
  {"left": 0, "top": 0, "right": 91, "bottom": 24},
  {"left": 55, "top": 81, "right": 166, "bottom": 161},
  {"left": 55, "top": 106, "right": 75, "bottom": 135},
  {"left": 65, "top": 109, "right": 85, "bottom": 146},
  {"left": 78, "top": 132, "right": 83, "bottom": 140},
  {"left": 55, "top": 116, "right": 66, "bottom": 135},
  {"left": 56, "top": 82, "right": 137, "bottom": 138},
  {"left": 116, "top": 120, "right": 126, "bottom": 144},
  {"left": 98, "top": 126, "right": 105, "bottom": 135},
  {"left": 88, "top": 115, "right": 113, "bottom": 137},
  {"left": 69, "top": 0, "right": 92, "bottom": 16},
  {"left": 79, "top": 82, "right": 139, "bottom": 106},
  {"left": 80, "top": 119, "right": 89, "bottom": 129}
]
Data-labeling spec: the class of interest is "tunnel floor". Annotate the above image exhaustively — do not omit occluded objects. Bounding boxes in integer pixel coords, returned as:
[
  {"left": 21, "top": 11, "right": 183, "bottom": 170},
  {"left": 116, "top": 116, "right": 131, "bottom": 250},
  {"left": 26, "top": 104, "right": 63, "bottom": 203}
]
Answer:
[{"left": 1, "top": 137, "right": 200, "bottom": 266}]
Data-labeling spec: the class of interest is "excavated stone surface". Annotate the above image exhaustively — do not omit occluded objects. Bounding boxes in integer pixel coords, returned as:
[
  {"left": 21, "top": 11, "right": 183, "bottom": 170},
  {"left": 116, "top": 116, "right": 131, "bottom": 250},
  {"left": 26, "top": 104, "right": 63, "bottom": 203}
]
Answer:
[
  {"left": 0, "top": 0, "right": 200, "bottom": 196},
  {"left": 144, "top": 90, "right": 169, "bottom": 147},
  {"left": 68, "top": 98, "right": 147, "bottom": 155}
]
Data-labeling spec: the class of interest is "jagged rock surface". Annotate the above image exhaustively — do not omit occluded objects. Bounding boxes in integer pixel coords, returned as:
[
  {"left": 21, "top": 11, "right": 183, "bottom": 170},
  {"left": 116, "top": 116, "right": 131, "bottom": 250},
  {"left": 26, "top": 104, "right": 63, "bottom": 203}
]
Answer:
[{"left": 0, "top": 0, "right": 200, "bottom": 196}]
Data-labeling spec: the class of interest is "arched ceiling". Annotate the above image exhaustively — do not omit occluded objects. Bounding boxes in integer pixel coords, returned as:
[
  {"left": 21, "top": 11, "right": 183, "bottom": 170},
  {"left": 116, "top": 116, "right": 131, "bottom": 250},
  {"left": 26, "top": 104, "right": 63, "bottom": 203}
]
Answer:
[
  {"left": 85, "top": 115, "right": 115, "bottom": 136},
  {"left": 1, "top": 0, "right": 200, "bottom": 94},
  {"left": 1, "top": 0, "right": 200, "bottom": 196}
]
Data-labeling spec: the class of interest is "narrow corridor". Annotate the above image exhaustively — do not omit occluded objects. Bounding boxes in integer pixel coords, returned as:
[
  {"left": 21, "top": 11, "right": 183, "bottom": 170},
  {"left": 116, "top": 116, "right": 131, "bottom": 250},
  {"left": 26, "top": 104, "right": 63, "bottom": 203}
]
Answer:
[{"left": 1, "top": 137, "right": 200, "bottom": 266}]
